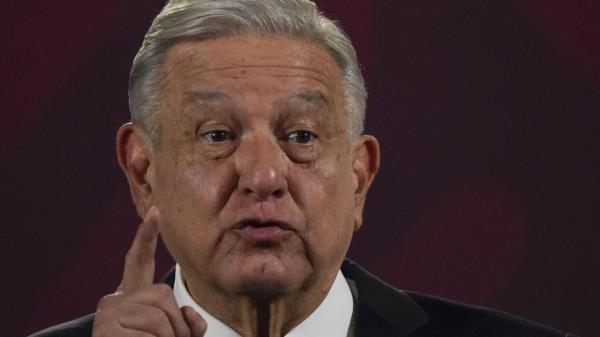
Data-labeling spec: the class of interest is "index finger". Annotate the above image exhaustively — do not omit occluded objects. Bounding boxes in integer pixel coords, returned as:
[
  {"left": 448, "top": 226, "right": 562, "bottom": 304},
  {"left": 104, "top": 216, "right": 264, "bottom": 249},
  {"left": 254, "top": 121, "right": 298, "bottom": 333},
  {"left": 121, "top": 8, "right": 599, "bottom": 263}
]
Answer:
[{"left": 119, "top": 206, "right": 160, "bottom": 292}]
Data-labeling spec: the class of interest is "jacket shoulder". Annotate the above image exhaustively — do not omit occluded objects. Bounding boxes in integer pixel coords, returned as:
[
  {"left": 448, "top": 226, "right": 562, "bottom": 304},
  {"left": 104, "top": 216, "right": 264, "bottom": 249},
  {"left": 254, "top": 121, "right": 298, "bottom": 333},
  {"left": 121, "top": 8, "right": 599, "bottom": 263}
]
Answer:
[
  {"left": 406, "top": 291, "right": 575, "bottom": 337},
  {"left": 28, "top": 314, "right": 95, "bottom": 337},
  {"left": 342, "top": 259, "right": 577, "bottom": 337}
]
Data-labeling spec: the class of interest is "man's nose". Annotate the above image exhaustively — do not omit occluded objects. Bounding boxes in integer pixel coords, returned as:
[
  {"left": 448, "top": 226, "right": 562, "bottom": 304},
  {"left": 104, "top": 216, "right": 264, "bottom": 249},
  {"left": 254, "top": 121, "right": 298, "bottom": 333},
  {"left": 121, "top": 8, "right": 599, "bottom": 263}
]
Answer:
[{"left": 235, "top": 133, "right": 288, "bottom": 201}]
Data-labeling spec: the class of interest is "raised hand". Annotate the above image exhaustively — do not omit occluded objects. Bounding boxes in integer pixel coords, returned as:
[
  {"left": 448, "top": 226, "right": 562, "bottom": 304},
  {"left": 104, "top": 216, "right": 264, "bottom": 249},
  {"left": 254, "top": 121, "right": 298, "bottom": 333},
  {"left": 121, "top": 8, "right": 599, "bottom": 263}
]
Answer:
[{"left": 92, "top": 207, "right": 207, "bottom": 337}]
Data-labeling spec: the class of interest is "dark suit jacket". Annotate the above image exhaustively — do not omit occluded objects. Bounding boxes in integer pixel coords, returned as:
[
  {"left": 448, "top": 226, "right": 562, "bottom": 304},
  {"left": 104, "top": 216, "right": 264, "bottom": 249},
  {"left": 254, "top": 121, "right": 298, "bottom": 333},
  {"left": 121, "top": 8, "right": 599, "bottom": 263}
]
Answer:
[{"left": 29, "top": 259, "right": 577, "bottom": 337}]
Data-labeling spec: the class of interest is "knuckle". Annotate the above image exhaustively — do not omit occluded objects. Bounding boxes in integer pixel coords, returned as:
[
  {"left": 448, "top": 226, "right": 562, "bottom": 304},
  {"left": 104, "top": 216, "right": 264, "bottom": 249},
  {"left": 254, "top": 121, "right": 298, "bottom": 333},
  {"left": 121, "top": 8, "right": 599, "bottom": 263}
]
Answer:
[
  {"left": 153, "top": 283, "right": 174, "bottom": 298},
  {"left": 151, "top": 316, "right": 174, "bottom": 337},
  {"left": 93, "top": 308, "right": 121, "bottom": 329},
  {"left": 93, "top": 309, "right": 108, "bottom": 321},
  {"left": 96, "top": 293, "right": 120, "bottom": 309},
  {"left": 91, "top": 323, "right": 113, "bottom": 337},
  {"left": 148, "top": 308, "right": 169, "bottom": 323}
]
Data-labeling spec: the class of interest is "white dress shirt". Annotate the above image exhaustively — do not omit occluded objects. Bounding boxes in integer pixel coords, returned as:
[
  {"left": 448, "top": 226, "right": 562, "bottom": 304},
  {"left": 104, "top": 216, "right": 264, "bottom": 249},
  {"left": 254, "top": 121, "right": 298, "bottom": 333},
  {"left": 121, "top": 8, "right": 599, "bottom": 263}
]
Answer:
[{"left": 173, "top": 264, "right": 354, "bottom": 337}]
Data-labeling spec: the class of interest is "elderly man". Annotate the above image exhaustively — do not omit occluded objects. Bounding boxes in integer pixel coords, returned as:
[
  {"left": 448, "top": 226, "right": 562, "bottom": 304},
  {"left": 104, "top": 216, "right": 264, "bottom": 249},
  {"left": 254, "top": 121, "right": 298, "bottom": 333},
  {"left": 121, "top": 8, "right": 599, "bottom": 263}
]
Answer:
[{"left": 31, "top": 1, "right": 576, "bottom": 337}]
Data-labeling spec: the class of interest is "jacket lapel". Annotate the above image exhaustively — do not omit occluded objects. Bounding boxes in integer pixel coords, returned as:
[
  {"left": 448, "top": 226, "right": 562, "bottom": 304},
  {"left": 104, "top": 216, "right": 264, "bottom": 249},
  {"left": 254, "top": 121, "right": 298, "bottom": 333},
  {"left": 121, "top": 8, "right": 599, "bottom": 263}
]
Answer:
[{"left": 342, "top": 259, "right": 433, "bottom": 337}]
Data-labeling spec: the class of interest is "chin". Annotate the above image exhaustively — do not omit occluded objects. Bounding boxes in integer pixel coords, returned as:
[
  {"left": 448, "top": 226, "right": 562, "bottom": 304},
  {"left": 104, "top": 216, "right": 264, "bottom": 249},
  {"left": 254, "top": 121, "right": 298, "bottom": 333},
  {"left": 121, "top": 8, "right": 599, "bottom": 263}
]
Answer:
[{"left": 219, "top": 253, "right": 312, "bottom": 297}]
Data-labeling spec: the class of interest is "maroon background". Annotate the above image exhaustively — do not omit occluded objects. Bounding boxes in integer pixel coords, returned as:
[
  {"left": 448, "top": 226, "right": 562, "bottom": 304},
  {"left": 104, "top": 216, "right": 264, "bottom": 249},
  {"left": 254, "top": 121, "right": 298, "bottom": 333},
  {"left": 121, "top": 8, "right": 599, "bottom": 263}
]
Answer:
[{"left": 3, "top": 1, "right": 598, "bottom": 336}]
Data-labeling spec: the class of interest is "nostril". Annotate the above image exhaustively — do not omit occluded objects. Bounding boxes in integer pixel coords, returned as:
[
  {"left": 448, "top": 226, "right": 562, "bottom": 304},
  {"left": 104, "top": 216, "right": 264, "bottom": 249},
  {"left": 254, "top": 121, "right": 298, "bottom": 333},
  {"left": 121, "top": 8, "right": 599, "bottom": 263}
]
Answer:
[
  {"left": 238, "top": 168, "right": 288, "bottom": 199},
  {"left": 241, "top": 187, "right": 285, "bottom": 200}
]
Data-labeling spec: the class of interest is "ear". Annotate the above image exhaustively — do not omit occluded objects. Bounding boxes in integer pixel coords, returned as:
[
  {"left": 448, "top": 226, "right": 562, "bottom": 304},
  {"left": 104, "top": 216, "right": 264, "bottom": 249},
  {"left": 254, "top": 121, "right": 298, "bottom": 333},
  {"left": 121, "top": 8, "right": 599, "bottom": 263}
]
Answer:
[
  {"left": 351, "top": 134, "right": 380, "bottom": 231},
  {"left": 116, "top": 123, "right": 155, "bottom": 218}
]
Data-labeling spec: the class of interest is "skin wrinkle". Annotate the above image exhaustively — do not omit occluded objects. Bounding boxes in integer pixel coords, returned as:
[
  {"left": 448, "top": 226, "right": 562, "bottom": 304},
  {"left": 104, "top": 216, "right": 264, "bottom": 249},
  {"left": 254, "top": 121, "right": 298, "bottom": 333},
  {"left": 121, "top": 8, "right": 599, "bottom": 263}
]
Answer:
[
  {"left": 140, "top": 30, "right": 363, "bottom": 145},
  {"left": 183, "top": 64, "right": 333, "bottom": 76},
  {"left": 182, "top": 89, "right": 329, "bottom": 119},
  {"left": 169, "top": 39, "right": 336, "bottom": 100},
  {"left": 127, "top": 33, "right": 379, "bottom": 337},
  {"left": 179, "top": 91, "right": 332, "bottom": 155},
  {"left": 175, "top": 37, "right": 335, "bottom": 74}
]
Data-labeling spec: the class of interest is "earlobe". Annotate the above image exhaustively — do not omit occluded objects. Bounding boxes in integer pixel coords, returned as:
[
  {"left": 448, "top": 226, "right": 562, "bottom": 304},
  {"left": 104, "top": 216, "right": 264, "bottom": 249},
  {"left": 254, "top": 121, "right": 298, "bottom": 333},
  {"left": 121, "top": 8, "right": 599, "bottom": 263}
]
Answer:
[
  {"left": 116, "top": 123, "right": 154, "bottom": 217},
  {"left": 351, "top": 135, "right": 380, "bottom": 231}
]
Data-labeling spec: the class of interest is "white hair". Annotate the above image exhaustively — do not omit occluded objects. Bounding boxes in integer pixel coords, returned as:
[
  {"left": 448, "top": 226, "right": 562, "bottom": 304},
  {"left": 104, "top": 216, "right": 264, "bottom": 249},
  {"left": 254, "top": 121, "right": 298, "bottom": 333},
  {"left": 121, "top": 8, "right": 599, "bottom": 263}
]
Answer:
[{"left": 129, "top": 0, "right": 366, "bottom": 142}]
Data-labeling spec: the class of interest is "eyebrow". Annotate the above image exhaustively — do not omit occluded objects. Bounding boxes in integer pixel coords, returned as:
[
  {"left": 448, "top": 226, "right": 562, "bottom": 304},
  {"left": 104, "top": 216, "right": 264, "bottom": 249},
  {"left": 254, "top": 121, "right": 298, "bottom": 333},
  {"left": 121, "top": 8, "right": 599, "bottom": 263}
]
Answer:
[
  {"left": 182, "top": 89, "right": 233, "bottom": 105},
  {"left": 286, "top": 91, "right": 328, "bottom": 109},
  {"left": 184, "top": 89, "right": 327, "bottom": 109},
  {"left": 181, "top": 88, "right": 329, "bottom": 121}
]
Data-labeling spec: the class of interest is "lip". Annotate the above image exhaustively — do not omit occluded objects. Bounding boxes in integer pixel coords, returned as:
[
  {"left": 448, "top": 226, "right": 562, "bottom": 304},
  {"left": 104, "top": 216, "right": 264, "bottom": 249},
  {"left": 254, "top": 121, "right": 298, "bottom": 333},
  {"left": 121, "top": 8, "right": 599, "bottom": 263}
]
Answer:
[{"left": 233, "top": 219, "right": 294, "bottom": 243}]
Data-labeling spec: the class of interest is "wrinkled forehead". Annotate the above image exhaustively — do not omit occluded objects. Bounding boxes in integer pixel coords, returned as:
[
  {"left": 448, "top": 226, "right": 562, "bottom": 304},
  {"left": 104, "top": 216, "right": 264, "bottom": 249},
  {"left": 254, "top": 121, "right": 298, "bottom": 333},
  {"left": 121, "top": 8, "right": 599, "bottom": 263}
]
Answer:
[{"left": 159, "top": 34, "right": 345, "bottom": 103}]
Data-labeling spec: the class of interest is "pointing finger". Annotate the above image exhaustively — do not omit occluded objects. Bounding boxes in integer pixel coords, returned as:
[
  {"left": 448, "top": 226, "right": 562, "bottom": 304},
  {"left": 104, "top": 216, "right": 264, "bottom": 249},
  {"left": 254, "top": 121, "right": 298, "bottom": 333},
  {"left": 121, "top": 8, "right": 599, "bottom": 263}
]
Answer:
[{"left": 120, "top": 206, "right": 160, "bottom": 292}]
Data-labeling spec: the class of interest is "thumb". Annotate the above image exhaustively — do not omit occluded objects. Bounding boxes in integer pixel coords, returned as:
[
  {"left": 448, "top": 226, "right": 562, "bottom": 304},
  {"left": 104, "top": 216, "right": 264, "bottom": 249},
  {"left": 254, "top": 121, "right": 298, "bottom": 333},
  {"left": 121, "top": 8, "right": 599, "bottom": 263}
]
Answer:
[{"left": 182, "top": 306, "right": 207, "bottom": 337}]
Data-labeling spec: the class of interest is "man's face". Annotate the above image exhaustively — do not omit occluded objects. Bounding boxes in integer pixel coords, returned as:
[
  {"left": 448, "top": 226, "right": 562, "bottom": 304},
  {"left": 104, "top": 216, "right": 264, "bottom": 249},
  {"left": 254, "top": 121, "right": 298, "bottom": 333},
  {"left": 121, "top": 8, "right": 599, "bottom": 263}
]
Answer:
[{"left": 142, "top": 34, "right": 375, "bottom": 296}]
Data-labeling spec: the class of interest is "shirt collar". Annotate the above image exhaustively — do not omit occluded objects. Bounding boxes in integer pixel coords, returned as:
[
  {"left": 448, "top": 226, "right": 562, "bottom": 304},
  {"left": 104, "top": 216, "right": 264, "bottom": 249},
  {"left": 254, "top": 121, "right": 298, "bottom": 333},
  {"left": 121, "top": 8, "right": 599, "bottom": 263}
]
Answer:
[{"left": 173, "top": 264, "right": 354, "bottom": 337}]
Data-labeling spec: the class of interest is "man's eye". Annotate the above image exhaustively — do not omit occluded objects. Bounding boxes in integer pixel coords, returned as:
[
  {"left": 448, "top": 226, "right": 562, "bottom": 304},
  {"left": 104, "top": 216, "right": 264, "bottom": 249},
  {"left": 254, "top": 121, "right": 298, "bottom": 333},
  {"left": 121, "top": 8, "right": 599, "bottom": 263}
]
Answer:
[
  {"left": 201, "top": 130, "right": 234, "bottom": 142},
  {"left": 287, "top": 130, "right": 318, "bottom": 144}
]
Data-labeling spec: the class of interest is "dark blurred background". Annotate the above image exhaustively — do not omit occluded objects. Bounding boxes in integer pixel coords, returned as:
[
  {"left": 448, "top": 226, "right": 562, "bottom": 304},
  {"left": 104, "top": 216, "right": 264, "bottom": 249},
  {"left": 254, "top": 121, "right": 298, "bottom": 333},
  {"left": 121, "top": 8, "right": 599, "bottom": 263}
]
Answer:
[{"left": 3, "top": 1, "right": 598, "bottom": 336}]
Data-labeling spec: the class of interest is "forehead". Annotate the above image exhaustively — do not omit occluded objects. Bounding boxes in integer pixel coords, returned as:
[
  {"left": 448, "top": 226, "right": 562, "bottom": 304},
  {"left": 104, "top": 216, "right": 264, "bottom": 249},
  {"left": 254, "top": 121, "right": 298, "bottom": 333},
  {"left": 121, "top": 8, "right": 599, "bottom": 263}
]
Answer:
[{"left": 160, "top": 34, "right": 344, "bottom": 110}]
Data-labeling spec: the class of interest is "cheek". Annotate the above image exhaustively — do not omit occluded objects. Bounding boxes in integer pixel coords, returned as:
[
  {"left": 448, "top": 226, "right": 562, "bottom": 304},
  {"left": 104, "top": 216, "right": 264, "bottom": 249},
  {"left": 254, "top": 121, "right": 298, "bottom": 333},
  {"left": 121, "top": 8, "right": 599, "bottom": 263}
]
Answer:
[
  {"left": 157, "top": 158, "right": 235, "bottom": 218},
  {"left": 178, "top": 165, "right": 223, "bottom": 209},
  {"left": 154, "top": 157, "right": 237, "bottom": 259},
  {"left": 291, "top": 160, "right": 356, "bottom": 251}
]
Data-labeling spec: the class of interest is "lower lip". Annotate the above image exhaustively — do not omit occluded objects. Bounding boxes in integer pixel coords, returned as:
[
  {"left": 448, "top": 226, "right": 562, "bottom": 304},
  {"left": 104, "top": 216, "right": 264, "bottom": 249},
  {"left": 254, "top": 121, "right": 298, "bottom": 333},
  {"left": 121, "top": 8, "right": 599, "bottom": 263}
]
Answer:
[{"left": 237, "top": 225, "right": 287, "bottom": 242}]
